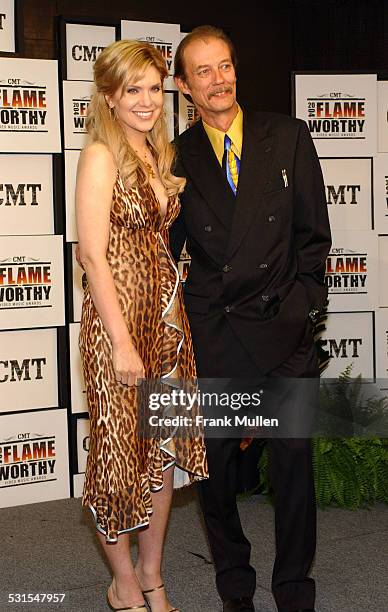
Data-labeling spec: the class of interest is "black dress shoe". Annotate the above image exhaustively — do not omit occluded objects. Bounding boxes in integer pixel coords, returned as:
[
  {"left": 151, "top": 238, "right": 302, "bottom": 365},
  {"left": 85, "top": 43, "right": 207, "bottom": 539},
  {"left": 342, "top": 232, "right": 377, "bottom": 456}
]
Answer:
[
  {"left": 290, "top": 608, "right": 316, "bottom": 611},
  {"left": 223, "top": 597, "right": 255, "bottom": 612}
]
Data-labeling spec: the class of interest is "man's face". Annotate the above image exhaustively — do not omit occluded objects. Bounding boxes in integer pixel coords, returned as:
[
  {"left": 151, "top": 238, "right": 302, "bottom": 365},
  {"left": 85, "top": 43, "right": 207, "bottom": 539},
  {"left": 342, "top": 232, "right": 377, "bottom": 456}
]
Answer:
[{"left": 175, "top": 37, "right": 237, "bottom": 124}]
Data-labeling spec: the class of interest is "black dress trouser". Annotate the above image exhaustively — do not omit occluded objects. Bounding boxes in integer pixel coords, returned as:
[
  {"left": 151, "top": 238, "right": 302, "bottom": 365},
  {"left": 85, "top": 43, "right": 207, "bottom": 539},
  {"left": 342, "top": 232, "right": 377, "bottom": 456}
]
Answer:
[{"left": 194, "top": 316, "right": 318, "bottom": 612}]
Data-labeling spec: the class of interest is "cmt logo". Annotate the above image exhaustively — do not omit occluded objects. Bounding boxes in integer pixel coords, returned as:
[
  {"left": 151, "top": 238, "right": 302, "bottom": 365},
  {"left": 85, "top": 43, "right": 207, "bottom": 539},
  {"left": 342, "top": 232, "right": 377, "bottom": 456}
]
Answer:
[
  {"left": 326, "top": 185, "right": 360, "bottom": 205},
  {"left": 321, "top": 338, "right": 362, "bottom": 359},
  {"left": 0, "top": 358, "right": 47, "bottom": 383},
  {"left": 0, "top": 184, "right": 41, "bottom": 206},
  {"left": 71, "top": 45, "right": 105, "bottom": 62},
  {"left": 0, "top": 13, "right": 6, "bottom": 30}
]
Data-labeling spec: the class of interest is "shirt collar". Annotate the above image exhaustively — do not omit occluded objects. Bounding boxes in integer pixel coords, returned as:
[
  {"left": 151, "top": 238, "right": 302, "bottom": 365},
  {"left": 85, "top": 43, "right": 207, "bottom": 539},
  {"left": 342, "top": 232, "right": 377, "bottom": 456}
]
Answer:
[{"left": 203, "top": 104, "right": 243, "bottom": 166}]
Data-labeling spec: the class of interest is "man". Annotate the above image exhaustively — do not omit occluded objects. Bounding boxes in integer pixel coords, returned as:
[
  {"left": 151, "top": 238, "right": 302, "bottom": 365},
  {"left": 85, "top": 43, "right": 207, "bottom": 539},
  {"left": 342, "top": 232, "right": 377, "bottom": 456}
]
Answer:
[{"left": 171, "top": 26, "right": 331, "bottom": 612}]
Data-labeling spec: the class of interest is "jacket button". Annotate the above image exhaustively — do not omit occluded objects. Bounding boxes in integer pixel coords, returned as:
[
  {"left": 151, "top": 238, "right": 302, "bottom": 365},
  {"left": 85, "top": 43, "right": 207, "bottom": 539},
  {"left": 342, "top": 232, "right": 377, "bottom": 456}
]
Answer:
[
  {"left": 259, "top": 263, "right": 268, "bottom": 269},
  {"left": 261, "top": 295, "right": 270, "bottom": 302},
  {"left": 268, "top": 215, "right": 276, "bottom": 222},
  {"left": 204, "top": 225, "right": 212, "bottom": 232},
  {"left": 222, "top": 264, "right": 232, "bottom": 273},
  {"left": 224, "top": 305, "right": 234, "bottom": 313}
]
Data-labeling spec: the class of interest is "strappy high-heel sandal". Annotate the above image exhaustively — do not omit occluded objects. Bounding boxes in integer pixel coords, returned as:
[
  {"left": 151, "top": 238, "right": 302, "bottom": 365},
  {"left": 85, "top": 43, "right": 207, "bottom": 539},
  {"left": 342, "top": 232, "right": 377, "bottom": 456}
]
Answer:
[
  {"left": 107, "top": 585, "right": 147, "bottom": 611},
  {"left": 142, "top": 584, "right": 179, "bottom": 612}
]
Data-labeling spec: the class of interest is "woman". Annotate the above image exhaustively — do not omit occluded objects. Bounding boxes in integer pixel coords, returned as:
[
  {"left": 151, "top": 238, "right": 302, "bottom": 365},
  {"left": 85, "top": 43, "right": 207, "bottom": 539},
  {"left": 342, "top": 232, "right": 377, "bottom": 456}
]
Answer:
[{"left": 76, "top": 40, "right": 208, "bottom": 612}]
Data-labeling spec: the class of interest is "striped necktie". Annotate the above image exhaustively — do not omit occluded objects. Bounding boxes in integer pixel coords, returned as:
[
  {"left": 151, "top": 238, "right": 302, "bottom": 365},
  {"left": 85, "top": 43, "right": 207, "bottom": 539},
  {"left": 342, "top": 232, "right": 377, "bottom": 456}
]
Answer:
[{"left": 224, "top": 134, "right": 240, "bottom": 195}]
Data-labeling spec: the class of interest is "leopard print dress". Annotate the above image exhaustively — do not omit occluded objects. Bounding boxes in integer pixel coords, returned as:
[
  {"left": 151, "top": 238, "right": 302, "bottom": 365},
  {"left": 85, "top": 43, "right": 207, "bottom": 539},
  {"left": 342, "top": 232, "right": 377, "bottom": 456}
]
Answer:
[{"left": 79, "top": 169, "right": 208, "bottom": 542}]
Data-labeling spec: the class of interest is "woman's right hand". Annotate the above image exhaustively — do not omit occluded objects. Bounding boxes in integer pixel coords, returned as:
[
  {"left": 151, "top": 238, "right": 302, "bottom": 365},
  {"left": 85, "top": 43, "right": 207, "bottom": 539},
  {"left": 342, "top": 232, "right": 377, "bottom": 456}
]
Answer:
[{"left": 112, "top": 340, "right": 145, "bottom": 386}]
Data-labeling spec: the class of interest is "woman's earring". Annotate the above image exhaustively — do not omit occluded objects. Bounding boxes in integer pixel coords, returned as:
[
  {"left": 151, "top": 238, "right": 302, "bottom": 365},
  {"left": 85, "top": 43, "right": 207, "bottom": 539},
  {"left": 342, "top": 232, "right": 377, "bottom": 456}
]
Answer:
[{"left": 109, "top": 106, "right": 116, "bottom": 121}]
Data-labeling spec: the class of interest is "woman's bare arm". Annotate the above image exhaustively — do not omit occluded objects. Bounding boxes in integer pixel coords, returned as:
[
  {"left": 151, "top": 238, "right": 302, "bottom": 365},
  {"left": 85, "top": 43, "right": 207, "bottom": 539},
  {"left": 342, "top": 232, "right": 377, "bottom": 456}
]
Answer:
[{"left": 76, "top": 143, "right": 144, "bottom": 385}]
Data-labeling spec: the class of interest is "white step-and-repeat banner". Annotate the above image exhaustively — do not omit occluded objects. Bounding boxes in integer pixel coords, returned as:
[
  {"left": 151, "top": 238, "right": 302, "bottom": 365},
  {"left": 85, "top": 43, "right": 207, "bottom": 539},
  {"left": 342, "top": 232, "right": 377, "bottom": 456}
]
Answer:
[
  {"left": 0, "top": 15, "right": 70, "bottom": 507},
  {"left": 0, "top": 0, "right": 16, "bottom": 54},
  {"left": 1, "top": 9, "right": 387, "bottom": 508},
  {"left": 294, "top": 74, "right": 388, "bottom": 382}
]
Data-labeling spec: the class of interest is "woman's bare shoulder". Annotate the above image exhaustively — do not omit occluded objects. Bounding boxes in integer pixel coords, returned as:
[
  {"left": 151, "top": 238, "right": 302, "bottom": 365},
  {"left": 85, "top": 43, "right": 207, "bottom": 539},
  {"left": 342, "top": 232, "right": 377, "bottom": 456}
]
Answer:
[{"left": 78, "top": 142, "right": 116, "bottom": 181}]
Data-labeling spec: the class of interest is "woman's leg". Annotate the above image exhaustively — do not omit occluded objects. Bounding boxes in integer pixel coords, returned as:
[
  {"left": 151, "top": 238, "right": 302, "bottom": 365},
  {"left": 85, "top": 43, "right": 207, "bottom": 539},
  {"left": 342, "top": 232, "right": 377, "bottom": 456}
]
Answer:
[
  {"left": 97, "top": 531, "right": 145, "bottom": 609},
  {"left": 136, "top": 465, "right": 176, "bottom": 611}
]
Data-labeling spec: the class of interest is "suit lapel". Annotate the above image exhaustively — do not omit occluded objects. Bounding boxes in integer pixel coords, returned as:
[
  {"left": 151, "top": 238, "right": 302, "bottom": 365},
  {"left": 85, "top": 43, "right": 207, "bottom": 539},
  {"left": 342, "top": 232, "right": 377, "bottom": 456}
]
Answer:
[
  {"left": 180, "top": 122, "right": 235, "bottom": 229},
  {"left": 225, "top": 110, "right": 275, "bottom": 260}
]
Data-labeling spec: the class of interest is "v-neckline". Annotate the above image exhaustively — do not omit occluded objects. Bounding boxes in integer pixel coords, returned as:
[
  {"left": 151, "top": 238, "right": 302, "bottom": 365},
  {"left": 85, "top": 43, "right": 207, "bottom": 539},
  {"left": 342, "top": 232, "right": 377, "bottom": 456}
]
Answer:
[
  {"left": 136, "top": 146, "right": 169, "bottom": 220},
  {"left": 117, "top": 168, "right": 170, "bottom": 222},
  {"left": 147, "top": 178, "right": 169, "bottom": 221}
]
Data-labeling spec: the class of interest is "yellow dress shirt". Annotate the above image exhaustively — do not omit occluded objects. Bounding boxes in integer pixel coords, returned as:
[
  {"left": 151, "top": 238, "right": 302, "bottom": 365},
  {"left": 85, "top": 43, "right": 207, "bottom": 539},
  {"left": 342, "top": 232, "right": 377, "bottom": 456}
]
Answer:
[{"left": 203, "top": 105, "right": 243, "bottom": 166}]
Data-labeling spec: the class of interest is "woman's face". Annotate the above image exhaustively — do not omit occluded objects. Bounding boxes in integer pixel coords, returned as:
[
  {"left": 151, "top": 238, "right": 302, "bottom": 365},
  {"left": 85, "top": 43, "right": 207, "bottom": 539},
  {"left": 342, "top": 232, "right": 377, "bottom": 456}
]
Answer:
[{"left": 106, "top": 64, "right": 164, "bottom": 140}]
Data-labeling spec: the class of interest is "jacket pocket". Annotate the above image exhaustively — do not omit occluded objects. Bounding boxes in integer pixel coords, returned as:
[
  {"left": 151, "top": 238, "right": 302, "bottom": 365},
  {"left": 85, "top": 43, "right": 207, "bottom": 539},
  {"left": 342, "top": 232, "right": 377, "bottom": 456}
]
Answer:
[{"left": 263, "top": 173, "right": 287, "bottom": 194}]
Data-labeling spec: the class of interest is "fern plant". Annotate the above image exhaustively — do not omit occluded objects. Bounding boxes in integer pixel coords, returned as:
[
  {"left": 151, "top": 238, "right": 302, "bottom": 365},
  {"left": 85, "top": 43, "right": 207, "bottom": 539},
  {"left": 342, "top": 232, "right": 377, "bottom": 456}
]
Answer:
[{"left": 258, "top": 433, "right": 388, "bottom": 509}]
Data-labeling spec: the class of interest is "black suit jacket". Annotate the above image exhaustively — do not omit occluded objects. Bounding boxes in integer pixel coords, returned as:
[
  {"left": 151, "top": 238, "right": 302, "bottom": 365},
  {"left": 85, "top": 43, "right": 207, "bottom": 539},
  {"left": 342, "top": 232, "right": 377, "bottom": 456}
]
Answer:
[{"left": 170, "top": 109, "right": 331, "bottom": 374}]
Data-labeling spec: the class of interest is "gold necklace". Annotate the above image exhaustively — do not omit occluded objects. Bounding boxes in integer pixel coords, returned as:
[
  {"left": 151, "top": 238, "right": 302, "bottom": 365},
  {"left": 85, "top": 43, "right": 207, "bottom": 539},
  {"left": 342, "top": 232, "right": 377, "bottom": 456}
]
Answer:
[
  {"left": 136, "top": 148, "right": 156, "bottom": 179},
  {"left": 144, "top": 156, "right": 156, "bottom": 179}
]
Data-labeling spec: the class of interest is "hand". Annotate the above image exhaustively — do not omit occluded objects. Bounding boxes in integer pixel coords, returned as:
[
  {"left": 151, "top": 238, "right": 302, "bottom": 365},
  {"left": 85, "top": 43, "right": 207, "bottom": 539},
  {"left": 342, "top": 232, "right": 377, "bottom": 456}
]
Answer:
[{"left": 112, "top": 340, "right": 145, "bottom": 387}]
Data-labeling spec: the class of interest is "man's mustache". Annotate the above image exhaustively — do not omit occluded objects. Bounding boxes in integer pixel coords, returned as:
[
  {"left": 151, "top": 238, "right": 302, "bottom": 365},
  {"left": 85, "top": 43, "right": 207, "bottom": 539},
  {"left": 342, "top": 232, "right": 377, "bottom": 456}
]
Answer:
[{"left": 209, "top": 87, "right": 233, "bottom": 97}]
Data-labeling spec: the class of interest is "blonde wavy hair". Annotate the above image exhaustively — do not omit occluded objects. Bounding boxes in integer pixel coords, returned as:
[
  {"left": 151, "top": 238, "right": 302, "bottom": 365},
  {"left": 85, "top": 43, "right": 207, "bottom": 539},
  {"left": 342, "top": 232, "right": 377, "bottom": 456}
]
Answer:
[{"left": 86, "top": 39, "right": 185, "bottom": 196}]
